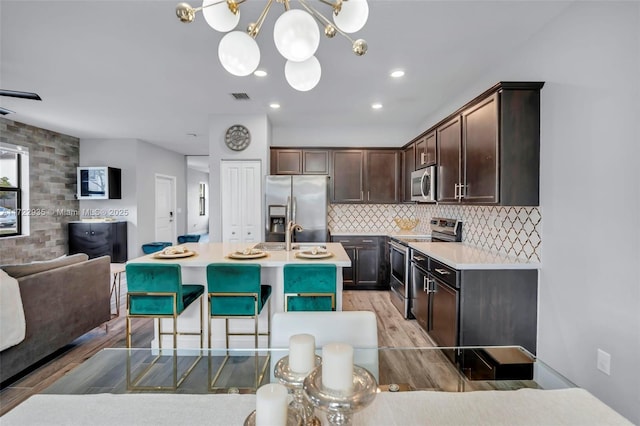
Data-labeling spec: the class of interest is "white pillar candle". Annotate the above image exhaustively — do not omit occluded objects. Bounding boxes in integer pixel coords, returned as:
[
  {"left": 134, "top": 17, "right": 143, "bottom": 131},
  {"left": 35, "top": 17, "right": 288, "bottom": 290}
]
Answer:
[
  {"left": 256, "top": 383, "right": 289, "bottom": 426},
  {"left": 289, "top": 333, "right": 316, "bottom": 374},
  {"left": 322, "top": 342, "right": 354, "bottom": 392}
]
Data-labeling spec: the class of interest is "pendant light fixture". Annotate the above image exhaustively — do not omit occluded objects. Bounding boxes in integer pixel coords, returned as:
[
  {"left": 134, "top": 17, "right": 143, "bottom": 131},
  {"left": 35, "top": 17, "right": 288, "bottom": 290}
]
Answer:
[{"left": 175, "top": 0, "right": 369, "bottom": 91}]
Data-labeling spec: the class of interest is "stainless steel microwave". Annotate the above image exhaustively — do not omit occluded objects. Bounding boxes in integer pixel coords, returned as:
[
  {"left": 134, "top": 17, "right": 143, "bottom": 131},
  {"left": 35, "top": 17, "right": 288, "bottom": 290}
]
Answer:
[{"left": 410, "top": 166, "right": 436, "bottom": 202}]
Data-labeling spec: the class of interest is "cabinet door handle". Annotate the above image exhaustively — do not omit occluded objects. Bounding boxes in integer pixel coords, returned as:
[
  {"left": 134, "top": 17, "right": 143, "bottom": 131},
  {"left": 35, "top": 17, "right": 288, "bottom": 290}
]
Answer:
[
  {"left": 423, "top": 276, "right": 427, "bottom": 292},
  {"left": 361, "top": 191, "right": 364, "bottom": 200},
  {"left": 413, "top": 256, "right": 426, "bottom": 262},
  {"left": 340, "top": 240, "right": 350, "bottom": 243},
  {"left": 362, "top": 239, "right": 373, "bottom": 243},
  {"left": 247, "top": 232, "right": 251, "bottom": 235},
  {"left": 454, "top": 183, "right": 459, "bottom": 199},
  {"left": 459, "top": 184, "right": 466, "bottom": 199},
  {"left": 421, "top": 152, "right": 426, "bottom": 165},
  {"left": 232, "top": 231, "right": 236, "bottom": 235},
  {"left": 434, "top": 268, "right": 450, "bottom": 276},
  {"left": 367, "top": 191, "right": 370, "bottom": 201}
]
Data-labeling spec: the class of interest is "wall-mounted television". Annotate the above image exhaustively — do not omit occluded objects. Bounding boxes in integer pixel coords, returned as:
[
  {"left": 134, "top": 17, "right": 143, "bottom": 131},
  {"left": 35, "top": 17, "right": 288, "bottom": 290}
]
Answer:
[{"left": 77, "top": 167, "right": 121, "bottom": 200}]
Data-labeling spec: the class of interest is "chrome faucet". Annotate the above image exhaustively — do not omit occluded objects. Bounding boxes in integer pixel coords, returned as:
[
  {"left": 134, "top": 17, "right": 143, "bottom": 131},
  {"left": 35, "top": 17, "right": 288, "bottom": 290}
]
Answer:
[{"left": 285, "top": 220, "right": 303, "bottom": 251}]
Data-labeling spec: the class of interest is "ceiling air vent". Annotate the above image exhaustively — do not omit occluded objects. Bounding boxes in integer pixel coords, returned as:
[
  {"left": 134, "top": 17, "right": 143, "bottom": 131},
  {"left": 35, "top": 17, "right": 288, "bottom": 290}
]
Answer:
[{"left": 230, "top": 92, "right": 250, "bottom": 100}]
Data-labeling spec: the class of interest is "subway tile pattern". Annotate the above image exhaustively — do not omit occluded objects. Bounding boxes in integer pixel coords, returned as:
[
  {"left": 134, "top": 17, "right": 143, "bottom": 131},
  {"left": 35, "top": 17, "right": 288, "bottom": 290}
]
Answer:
[{"left": 328, "top": 204, "right": 542, "bottom": 262}]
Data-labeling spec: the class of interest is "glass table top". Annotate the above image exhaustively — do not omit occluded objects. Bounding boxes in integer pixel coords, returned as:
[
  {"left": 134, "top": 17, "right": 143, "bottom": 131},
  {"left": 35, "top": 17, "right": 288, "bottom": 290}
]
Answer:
[{"left": 41, "top": 346, "right": 575, "bottom": 395}]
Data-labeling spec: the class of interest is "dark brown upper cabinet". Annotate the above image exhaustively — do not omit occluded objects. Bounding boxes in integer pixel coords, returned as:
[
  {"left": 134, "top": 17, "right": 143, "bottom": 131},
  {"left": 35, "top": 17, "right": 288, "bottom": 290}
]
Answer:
[
  {"left": 402, "top": 144, "right": 415, "bottom": 202},
  {"left": 436, "top": 82, "right": 543, "bottom": 206},
  {"left": 271, "top": 149, "right": 302, "bottom": 174},
  {"left": 331, "top": 150, "right": 365, "bottom": 202},
  {"left": 365, "top": 150, "right": 400, "bottom": 203},
  {"left": 415, "top": 131, "right": 436, "bottom": 169},
  {"left": 270, "top": 149, "right": 330, "bottom": 175},
  {"left": 331, "top": 149, "right": 400, "bottom": 203},
  {"left": 437, "top": 116, "right": 462, "bottom": 203},
  {"left": 302, "top": 150, "right": 330, "bottom": 174}
]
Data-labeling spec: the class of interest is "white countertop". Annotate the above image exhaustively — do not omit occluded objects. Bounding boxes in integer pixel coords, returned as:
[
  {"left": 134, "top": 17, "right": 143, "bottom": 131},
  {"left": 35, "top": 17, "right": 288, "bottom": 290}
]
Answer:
[
  {"left": 409, "top": 242, "right": 539, "bottom": 270},
  {"left": 128, "top": 242, "right": 351, "bottom": 268}
]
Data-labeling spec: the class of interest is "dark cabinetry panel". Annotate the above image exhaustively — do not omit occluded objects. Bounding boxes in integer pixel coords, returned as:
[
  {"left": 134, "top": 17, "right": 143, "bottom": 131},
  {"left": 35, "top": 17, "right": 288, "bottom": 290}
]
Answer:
[
  {"left": 68, "top": 221, "right": 128, "bottom": 263},
  {"left": 303, "top": 150, "right": 330, "bottom": 174},
  {"left": 436, "top": 82, "right": 543, "bottom": 205},
  {"left": 332, "top": 149, "right": 400, "bottom": 203},
  {"left": 271, "top": 149, "right": 302, "bottom": 175},
  {"left": 402, "top": 144, "right": 415, "bottom": 202},
  {"left": 412, "top": 248, "right": 538, "bottom": 354},
  {"left": 462, "top": 93, "right": 499, "bottom": 203},
  {"left": 332, "top": 236, "right": 388, "bottom": 290},
  {"left": 331, "top": 150, "right": 364, "bottom": 202},
  {"left": 365, "top": 150, "right": 399, "bottom": 203},
  {"left": 437, "top": 116, "right": 462, "bottom": 203},
  {"left": 270, "top": 149, "right": 330, "bottom": 175},
  {"left": 415, "top": 131, "right": 436, "bottom": 169}
]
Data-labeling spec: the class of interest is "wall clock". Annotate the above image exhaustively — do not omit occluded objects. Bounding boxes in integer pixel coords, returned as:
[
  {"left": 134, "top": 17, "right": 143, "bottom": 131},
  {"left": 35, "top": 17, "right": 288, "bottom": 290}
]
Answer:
[{"left": 225, "top": 125, "right": 251, "bottom": 151}]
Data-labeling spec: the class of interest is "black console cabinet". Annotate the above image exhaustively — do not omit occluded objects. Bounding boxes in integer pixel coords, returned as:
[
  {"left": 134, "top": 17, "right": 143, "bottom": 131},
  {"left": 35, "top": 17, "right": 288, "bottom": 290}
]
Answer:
[{"left": 68, "top": 221, "right": 128, "bottom": 263}]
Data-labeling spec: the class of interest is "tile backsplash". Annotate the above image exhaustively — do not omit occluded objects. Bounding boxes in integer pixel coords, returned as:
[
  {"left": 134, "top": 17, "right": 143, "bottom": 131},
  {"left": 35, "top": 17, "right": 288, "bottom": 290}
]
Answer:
[{"left": 328, "top": 204, "right": 542, "bottom": 262}]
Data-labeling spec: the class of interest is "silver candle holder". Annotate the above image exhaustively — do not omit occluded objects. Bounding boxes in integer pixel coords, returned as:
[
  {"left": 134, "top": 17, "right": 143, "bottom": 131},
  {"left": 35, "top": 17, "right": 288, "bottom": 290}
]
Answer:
[
  {"left": 303, "top": 365, "right": 377, "bottom": 426},
  {"left": 274, "top": 354, "right": 322, "bottom": 426},
  {"left": 243, "top": 408, "right": 302, "bottom": 426}
]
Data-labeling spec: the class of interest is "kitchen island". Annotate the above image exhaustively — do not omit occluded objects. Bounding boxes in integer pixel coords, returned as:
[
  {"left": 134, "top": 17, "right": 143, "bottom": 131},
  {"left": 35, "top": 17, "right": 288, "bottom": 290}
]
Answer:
[{"left": 127, "top": 242, "right": 351, "bottom": 349}]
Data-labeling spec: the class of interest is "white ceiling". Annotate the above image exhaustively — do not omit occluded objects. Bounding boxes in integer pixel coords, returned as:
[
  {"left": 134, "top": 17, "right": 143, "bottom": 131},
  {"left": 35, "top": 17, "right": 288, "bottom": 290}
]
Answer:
[{"left": 1, "top": 0, "right": 571, "bottom": 156}]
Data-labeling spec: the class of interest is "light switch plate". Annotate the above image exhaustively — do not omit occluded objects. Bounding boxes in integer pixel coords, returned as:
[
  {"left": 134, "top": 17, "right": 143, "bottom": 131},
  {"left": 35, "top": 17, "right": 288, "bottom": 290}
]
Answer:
[{"left": 597, "top": 349, "right": 611, "bottom": 375}]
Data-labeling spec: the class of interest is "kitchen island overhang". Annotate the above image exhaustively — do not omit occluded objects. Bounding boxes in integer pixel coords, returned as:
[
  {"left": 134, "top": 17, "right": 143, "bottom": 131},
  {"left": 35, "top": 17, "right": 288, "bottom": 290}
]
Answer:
[{"left": 126, "top": 242, "right": 351, "bottom": 350}]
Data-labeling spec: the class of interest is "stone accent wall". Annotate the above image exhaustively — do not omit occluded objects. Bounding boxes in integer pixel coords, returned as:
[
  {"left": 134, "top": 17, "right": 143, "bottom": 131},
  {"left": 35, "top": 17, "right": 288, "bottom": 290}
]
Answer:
[{"left": 0, "top": 118, "right": 80, "bottom": 263}]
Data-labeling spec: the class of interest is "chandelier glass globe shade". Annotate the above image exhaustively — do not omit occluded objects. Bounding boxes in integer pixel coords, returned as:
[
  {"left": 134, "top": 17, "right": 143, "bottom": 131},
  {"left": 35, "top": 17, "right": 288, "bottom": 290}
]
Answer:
[
  {"left": 333, "top": 0, "right": 369, "bottom": 33},
  {"left": 285, "top": 56, "right": 321, "bottom": 91},
  {"left": 202, "top": 0, "right": 240, "bottom": 32},
  {"left": 218, "top": 31, "right": 260, "bottom": 76},
  {"left": 273, "top": 9, "right": 320, "bottom": 62}
]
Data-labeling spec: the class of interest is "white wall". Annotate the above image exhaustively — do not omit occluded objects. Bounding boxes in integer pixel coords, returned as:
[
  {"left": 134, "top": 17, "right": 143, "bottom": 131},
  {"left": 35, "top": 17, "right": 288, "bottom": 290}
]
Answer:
[
  {"left": 80, "top": 139, "right": 187, "bottom": 258},
  {"left": 79, "top": 139, "right": 139, "bottom": 259},
  {"left": 208, "top": 114, "right": 270, "bottom": 242},
  {"left": 419, "top": 2, "right": 640, "bottom": 422},
  {"left": 136, "top": 141, "right": 187, "bottom": 253},
  {"left": 187, "top": 168, "right": 209, "bottom": 234},
  {"left": 272, "top": 125, "right": 415, "bottom": 148}
]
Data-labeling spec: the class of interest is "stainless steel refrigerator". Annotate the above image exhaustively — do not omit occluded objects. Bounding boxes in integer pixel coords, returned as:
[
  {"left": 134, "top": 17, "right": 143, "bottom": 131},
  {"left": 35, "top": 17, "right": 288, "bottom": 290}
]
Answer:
[{"left": 265, "top": 175, "right": 329, "bottom": 242}]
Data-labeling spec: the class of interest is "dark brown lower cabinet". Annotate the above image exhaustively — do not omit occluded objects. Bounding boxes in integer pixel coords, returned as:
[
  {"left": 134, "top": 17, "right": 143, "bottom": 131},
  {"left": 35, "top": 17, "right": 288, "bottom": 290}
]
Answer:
[
  {"left": 332, "top": 235, "right": 388, "bottom": 290},
  {"left": 68, "top": 221, "right": 128, "bottom": 263}
]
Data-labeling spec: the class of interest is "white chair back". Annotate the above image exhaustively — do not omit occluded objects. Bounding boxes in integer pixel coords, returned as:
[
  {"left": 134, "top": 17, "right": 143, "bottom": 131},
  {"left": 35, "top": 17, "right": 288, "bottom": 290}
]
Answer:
[{"left": 269, "top": 311, "right": 379, "bottom": 381}]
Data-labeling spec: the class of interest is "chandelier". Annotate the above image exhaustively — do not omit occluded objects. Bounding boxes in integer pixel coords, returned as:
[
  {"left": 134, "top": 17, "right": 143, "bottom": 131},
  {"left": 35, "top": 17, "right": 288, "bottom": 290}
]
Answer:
[{"left": 175, "top": 0, "right": 369, "bottom": 91}]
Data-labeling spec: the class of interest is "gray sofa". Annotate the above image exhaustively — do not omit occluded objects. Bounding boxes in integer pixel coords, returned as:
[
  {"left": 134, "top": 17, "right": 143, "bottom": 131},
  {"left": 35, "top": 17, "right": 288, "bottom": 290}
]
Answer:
[{"left": 0, "top": 254, "right": 111, "bottom": 384}]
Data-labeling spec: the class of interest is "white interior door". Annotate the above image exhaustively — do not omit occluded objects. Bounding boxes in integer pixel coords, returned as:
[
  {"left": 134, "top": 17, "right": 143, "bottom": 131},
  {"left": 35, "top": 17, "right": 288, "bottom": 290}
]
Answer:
[
  {"left": 242, "top": 164, "right": 260, "bottom": 243},
  {"left": 221, "top": 160, "right": 261, "bottom": 243},
  {"left": 155, "top": 175, "right": 176, "bottom": 243}
]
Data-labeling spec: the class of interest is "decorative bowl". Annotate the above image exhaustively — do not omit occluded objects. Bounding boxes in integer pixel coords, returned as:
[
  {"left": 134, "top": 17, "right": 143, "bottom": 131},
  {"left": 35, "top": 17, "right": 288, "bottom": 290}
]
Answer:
[{"left": 394, "top": 218, "right": 419, "bottom": 231}]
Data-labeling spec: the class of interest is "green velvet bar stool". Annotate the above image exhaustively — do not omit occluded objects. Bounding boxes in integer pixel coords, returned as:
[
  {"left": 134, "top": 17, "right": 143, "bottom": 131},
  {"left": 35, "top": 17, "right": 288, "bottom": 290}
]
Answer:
[
  {"left": 283, "top": 264, "right": 337, "bottom": 312},
  {"left": 125, "top": 263, "right": 204, "bottom": 391},
  {"left": 206, "top": 263, "right": 272, "bottom": 390}
]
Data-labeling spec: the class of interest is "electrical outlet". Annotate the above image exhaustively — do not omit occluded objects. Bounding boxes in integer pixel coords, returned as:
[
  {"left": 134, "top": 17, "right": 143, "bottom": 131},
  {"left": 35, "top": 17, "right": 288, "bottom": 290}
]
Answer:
[{"left": 597, "top": 349, "right": 611, "bottom": 375}]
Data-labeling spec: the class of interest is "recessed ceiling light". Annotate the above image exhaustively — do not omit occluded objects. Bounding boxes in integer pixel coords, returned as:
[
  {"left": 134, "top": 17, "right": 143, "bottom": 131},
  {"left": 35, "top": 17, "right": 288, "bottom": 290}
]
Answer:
[
  {"left": 254, "top": 70, "right": 268, "bottom": 77},
  {"left": 390, "top": 70, "right": 405, "bottom": 78},
  {"left": 371, "top": 103, "right": 383, "bottom": 110},
  {"left": 270, "top": 103, "right": 281, "bottom": 109}
]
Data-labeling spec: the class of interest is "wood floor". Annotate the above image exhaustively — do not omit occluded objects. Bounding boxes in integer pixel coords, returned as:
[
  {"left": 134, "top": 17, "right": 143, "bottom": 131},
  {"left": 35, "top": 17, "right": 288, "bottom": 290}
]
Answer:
[{"left": 0, "top": 287, "right": 434, "bottom": 416}]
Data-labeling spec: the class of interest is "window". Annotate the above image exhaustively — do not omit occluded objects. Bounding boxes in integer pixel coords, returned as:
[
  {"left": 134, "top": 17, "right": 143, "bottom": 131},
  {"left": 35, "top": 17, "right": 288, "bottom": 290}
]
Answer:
[
  {"left": 198, "top": 182, "right": 206, "bottom": 216},
  {"left": 0, "top": 143, "right": 28, "bottom": 237}
]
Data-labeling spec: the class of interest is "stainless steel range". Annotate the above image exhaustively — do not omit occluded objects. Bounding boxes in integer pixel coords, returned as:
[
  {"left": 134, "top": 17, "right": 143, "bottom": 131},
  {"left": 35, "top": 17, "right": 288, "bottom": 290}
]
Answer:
[{"left": 388, "top": 218, "right": 462, "bottom": 319}]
